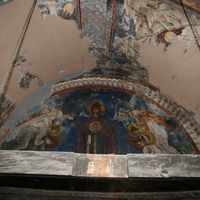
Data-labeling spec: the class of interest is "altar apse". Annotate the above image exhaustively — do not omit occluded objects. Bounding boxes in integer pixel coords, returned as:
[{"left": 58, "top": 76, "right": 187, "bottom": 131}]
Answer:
[
  {"left": 1, "top": 0, "right": 200, "bottom": 155},
  {"left": 1, "top": 66, "right": 200, "bottom": 155}
]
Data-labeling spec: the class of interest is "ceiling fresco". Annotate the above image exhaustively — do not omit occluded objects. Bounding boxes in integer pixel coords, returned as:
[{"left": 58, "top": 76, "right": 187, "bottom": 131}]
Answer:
[
  {"left": 122, "top": 0, "right": 200, "bottom": 58},
  {"left": 37, "top": 0, "right": 200, "bottom": 61},
  {"left": 0, "top": 0, "right": 200, "bottom": 155}
]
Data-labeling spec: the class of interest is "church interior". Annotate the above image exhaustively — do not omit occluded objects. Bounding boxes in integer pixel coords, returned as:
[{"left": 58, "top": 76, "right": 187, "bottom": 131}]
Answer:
[{"left": 0, "top": 0, "right": 200, "bottom": 199}]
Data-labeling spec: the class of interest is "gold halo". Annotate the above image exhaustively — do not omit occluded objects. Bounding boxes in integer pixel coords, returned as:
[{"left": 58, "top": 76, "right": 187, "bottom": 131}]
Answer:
[
  {"left": 164, "top": 31, "right": 176, "bottom": 43},
  {"left": 88, "top": 99, "right": 105, "bottom": 115}
]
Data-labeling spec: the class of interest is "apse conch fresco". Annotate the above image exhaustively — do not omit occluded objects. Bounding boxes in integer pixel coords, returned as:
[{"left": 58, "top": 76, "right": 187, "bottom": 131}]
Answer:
[
  {"left": 0, "top": 0, "right": 200, "bottom": 155},
  {"left": 1, "top": 66, "right": 200, "bottom": 155}
]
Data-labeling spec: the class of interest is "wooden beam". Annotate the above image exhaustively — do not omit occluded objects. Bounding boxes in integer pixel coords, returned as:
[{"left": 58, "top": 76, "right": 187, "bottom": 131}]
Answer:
[
  {"left": 0, "top": 150, "right": 74, "bottom": 176},
  {"left": 128, "top": 154, "right": 200, "bottom": 178},
  {"left": 0, "top": 151, "right": 200, "bottom": 178}
]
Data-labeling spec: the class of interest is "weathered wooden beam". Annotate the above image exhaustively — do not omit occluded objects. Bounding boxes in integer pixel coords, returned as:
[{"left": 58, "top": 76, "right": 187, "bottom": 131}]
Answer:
[
  {"left": 0, "top": 150, "right": 74, "bottom": 176},
  {"left": 128, "top": 154, "right": 200, "bottom": 178},
  {"left": 0, "top": 151, "right": 200, "bottom": 178}
]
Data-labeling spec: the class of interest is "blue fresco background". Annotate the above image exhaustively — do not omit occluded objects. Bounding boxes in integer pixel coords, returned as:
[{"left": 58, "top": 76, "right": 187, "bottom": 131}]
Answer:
[
  {"left": 0, "top": 88, "right": 196, "bottom": 154},
  {"left": 43, "top": 88, "right": 195, "bottom": 154}
]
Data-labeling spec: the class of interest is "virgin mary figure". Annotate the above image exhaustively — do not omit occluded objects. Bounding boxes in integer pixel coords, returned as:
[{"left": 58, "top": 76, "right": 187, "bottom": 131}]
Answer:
[{"left": 76, "top": 99, "right": 117, "bottom": 154}]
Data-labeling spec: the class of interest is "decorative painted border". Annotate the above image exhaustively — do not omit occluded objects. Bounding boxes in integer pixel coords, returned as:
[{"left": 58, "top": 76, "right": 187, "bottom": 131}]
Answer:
[{"left": 51, "top": 76, "right": 200, "bottom": 153}]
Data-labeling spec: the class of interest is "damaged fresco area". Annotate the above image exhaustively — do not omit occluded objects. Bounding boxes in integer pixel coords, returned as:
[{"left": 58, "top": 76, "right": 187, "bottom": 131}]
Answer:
[
  {"left": 118, "top": 0, "right": 200, "bottom": 59},
  {"left": 37, "top": 0, "right": 200, "bottom": 62},
  {"left": 0, "top": 87, "right": 196, "bottom": 154},
  {"left": 37, "top": 0, "right": 135, "bottom": 64},
  {"left": 14, "top": 54, "right": 43, "bottom": 89}
]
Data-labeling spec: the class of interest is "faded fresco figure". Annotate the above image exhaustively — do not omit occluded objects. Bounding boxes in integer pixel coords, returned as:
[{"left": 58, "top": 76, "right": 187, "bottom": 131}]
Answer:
[
  {"left": 76, "top": 100, "right": 117, "bottom": 154},
  {"left": 0, "top": 107, "right": 65, "bottom": 151},
  {"left": 34, "top": 119, "right": 64, "bottom": 150},
  {"left": 37, "top": 0, "right": 135, "bottom": 65},
  {"left": 116, "top": 0, "right": 200, "bottom": 59},
  {"left": 38, "top": 0, "right": 80, "bottom": 29},
  {"left": 127, "top": 110, "right": 179, "bottom": 153}
]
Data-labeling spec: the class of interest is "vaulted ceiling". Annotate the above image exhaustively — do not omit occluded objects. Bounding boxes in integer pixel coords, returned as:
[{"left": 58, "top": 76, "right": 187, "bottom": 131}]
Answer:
[{"left": 0, "top": 0, "right": 200, "bottom": 116}]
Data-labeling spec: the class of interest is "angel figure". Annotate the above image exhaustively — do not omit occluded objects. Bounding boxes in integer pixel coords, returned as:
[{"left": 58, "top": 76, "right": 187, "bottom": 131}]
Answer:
[{"left": 127, "top": 109, "right": 179, "bottom": 154}]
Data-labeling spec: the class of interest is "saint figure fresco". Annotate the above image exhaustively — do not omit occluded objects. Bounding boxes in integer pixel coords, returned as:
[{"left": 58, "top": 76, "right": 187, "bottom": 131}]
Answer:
[{"left": 76, "top": 99, "right": 117, "bottom": 154}]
